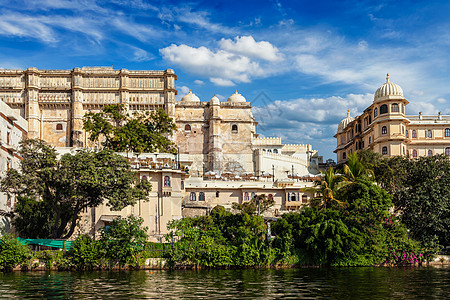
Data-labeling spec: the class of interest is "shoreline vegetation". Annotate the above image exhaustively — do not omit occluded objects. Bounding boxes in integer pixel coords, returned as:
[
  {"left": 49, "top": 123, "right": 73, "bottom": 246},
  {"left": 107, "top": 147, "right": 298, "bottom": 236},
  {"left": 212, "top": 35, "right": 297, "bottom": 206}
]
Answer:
[{"left": 1, "top": 150, "right": 449, "bottom": 272}]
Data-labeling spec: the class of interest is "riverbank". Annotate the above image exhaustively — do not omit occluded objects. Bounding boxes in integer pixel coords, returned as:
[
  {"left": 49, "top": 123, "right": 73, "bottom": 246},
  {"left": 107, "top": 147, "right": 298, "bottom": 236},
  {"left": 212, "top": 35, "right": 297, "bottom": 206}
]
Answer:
[{"left": 7, "top": 256, "right": 450, "bottom": 272}]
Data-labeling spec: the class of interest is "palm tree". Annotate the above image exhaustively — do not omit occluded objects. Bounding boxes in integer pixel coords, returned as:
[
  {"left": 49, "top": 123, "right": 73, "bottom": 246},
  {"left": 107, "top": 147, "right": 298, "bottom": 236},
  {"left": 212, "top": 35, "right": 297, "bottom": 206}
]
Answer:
[
  {"left": 303, "top": 167, "right": 348, "bottom": 210},
  {"left": 342, "top": 153, "right": 374, "bottom": 182}
]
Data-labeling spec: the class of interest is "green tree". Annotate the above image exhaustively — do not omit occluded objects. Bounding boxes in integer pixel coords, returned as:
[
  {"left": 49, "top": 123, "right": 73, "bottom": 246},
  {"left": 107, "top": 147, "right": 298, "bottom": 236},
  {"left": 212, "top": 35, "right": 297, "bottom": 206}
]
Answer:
[
  {"left": 305, "top": 167, "right": 348, "bottom": 209},
  {"left": 83, "top": 104, "right": 177, "bottom": 153},
  {"left": 342, "top": 153, "right": 375, "bottom": 182},
  {"left": 232, "top": 194, "right": 275, "bottom": 215},
  {"left": 0, "top": 139, "right": 151, "bottom": 239},
  {"left": 99, "top": 215, "right": 149, "bottom": 267}
]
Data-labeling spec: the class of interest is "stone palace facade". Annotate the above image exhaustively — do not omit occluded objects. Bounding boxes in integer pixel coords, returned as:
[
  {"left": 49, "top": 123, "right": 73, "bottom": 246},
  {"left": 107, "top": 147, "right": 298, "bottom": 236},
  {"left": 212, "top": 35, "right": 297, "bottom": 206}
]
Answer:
[{"left": 335, "top": 74, "right": 450, "bottom": 164}]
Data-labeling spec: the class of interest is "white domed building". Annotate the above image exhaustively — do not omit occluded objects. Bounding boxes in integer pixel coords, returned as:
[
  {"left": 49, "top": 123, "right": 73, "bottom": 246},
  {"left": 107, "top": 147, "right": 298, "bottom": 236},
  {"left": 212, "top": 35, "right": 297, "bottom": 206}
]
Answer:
[{"left": 334, "top": 74, "right": 450, "bottom": 164}]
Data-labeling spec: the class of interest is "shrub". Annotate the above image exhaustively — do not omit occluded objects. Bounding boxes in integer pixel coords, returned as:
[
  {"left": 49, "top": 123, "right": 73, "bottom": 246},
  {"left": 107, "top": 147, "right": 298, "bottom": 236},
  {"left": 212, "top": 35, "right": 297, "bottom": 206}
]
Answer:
[
  {"left": 70, "top": 234, "right": 102, "bottom": 270},
  {"left": 0, "top": 234, "right": 31, "bottom": 271}
]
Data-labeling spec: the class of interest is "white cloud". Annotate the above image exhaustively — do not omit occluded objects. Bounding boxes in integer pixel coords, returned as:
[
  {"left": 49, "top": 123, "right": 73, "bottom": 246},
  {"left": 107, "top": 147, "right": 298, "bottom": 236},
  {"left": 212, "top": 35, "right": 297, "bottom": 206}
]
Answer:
[
  {"left": 194, "top": 79, "right": 204, "bottom": 85},
  {"left": 210, "top": 78, "right": 235, "bottom": 86},
  {"left": 130, "top": 46, "right": 152, "bottom": 62},
  {"left": 218, "top": 36, "right": 283, "bottom": 61},
  {"left": 437, "top": 98, "right": 446, "bottom": 103},
  {"left": 160, "top": 43, "right": 264, "bottom": 86}
]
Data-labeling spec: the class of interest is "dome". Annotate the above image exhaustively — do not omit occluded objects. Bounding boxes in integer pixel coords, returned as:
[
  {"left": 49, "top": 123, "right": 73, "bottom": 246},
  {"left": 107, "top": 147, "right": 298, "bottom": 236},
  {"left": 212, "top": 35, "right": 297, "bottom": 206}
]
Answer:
[
  {"left": 374, "top": 74, "right": 404, "bottom": 102},
  {"left": 337, "top": 110, "right": 354, "bottom": 134},
  {"left": 210, "top": 95, "right": 220, "bottom": 105},
  {"left": 181, "top": 90, "right": 200, "bottom": 102},
  {"left": 227, "top": 90, "right": 246, "bottom": 102}
]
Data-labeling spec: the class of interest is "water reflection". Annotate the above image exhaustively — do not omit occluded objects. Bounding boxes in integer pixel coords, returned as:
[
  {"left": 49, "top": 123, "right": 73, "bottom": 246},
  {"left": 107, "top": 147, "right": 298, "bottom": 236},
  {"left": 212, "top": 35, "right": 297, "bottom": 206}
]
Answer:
[{"left": 0, "top": 267, "right": 448, "bottom": 299}]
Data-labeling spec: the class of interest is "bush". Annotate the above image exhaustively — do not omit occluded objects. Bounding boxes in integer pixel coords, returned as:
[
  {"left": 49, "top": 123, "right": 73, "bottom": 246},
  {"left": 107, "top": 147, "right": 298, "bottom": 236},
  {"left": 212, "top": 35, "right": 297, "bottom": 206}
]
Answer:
[
  {"left": 0, "top": 234, "right": 31, "bottom": 271},
  {"left": 99, "top": 215, "right": 148, "bottom": 267},
  {"left": 70, "top": 234, "right": 102, "bottom": 270}
]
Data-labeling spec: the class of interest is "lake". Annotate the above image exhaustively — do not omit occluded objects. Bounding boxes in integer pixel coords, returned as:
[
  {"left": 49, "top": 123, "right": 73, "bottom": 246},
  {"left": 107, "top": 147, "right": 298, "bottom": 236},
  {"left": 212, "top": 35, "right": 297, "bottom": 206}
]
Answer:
[{"left": 0, "top": 267, "right": 449, "bottom": 299}]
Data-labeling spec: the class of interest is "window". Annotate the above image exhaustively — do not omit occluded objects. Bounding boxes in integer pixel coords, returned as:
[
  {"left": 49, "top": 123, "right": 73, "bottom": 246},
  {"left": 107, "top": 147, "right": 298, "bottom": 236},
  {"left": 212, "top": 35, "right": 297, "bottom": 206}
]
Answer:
[
  {"left": 184, "top": 124, "right": 191, "bottom": 131},
  {"left": 403, "top": 147, "right": 405, "bottom": 155},
  {"left": 391, "top": 103, "right": 399, "bottom": 112},
  {"left": 427, "top": 130, "right": 432, "bottom": 138},
  {"left": 190, "top": 192, "right": 196, "bottom": 201},
  {"left": 406, "top": 130, "right": 409, "bottom": 138},
  {"left": 382, "top": 146, "right": 388, "bottom": 155},
  {"left": 216, "top": 191, "right": 219, "bottom": 197},
  {"left": 181, "top": 181, "right": 184, "bottom": 190},
  {"left": 141, "top": 175, "right": 148, "bottom": 181},
  {"left": 302, "top": 194, "right": 308, "bottom": 203},
  {"left": 164, "top": 176, "right": 171, "bottom": 187},
  {"left": 251, "top": 192, "right": 256, "bottom": 199},
  {"left": 199, "top": 192, "right": 205, "bottom": 201},
  {"left": 412, "top": 150, "right": 417, "bottom": 157},
  {"left": 382, "top": 126, "right": 387, "bottom": 134},
  {"left": 446, "top": 147, "right": 450, "bottom": 156},
  {"left": 6, "top": 132, "right": 10, "bottom": 144},
  {"left": 231, "top": 124, "right": 238, "bottom": 133},
  {"left": 374, "top": 108, "right": 378, "bottom": 117},
  {"left": 380, "top": 104, "right": 388, "bottom": 114},
  {"left": 291, "top": 193, "right": 297, "bottom": 202},
  {"left": 412, "top": 130, "right": 417, "bottom": 138},
  {"left": 273, "top": 149, "right": 278, "bottom": 153},
  {"left": 445, "top": 128, "right": 450, "bottom": 137},
  {"left": 406, "top": 150, "right": 409, "bottom": 156},
  {"left": 402, "top": 126, "right": 404, "bottom": 134},
  {"left": 428, "top": 150, "right": 433, "bottom": 157},
  {"left": 268, "top": 194, "right": 273, "bottom": 200},
  {"left": 343, "top": 152, "right": 346, "bottom": 159},
  {"left": 244, "top": 192, "right": 249, "bottom": 201},
  {"left": 56, "top": 123, "right": 63, "bottom": 130},
  {"left": 369, "top": 137, "right": 371, "bottom": 144}
]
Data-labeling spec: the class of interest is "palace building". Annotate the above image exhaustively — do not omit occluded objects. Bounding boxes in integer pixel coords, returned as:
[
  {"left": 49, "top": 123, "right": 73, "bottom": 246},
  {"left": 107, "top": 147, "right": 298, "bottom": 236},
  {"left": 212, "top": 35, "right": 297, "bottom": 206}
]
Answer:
[
  {"left": 1, "top": 67, "right": 322, "bottom": 240},
  {"left": 334, "top": 74, "right": 450, "bottom": 164}
]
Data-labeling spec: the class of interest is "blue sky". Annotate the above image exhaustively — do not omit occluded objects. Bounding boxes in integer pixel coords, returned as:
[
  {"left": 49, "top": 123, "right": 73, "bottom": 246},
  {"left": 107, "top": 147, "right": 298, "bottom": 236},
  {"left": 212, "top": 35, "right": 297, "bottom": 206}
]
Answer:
[{"left": 1, "top": 0, "right": 449, "bottom": 160}]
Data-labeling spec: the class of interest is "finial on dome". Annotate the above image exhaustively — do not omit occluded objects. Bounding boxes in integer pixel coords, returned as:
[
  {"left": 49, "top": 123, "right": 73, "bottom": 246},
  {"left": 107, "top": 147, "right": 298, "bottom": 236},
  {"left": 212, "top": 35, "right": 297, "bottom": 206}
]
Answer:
[
  {"left": 235, "top": 90, "right": 238, "bottom": 94},
  {"left": 347, "top": 109, "right": 350, "bottom": 117},
  {"left": 386, "top": 73, "right": 390, "bottom": 83}
]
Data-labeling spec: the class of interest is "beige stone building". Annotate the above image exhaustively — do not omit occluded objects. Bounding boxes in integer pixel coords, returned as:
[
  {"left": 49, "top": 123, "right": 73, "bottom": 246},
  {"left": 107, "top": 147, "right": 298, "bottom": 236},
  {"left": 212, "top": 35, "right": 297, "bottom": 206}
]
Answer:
[
  {"left": 0, "top": 99, "right": 28, "bottom": 233},
  {"left": 335, "top": 74, "right": 450, "bottom": 164},
  {"left": 1, "top": 67, "right": 322, "bottom": 239}
]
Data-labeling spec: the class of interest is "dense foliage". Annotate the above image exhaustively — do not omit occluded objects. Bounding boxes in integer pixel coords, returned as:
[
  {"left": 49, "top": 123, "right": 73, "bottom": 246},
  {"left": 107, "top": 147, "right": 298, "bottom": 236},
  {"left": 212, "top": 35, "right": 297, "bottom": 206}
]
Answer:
[
  {"left": 358, "top": 150, "right": 449, "bottom": 248},
  {"left": 83, "top": 104, "right": 177, "bottom": 153},
  {"left": 0, "top": 234, "right": 31, "bottom": 271},
  {"left": 0, "top": 139, "right": 151, "bottom": 239}
]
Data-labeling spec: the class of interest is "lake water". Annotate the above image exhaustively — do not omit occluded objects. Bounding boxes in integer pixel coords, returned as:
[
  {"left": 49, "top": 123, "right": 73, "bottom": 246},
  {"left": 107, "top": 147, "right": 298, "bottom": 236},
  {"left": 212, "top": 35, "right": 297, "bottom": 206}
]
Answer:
[{"left": 0, "top": 267, "right": 449, "bottom": 299}]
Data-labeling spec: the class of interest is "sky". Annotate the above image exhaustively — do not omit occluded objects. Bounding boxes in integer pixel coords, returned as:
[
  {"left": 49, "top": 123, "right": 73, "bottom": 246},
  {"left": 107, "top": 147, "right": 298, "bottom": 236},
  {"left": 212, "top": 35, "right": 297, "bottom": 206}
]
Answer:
[{"left": 0, "top": 0, "right": 449, "bottom": 160}]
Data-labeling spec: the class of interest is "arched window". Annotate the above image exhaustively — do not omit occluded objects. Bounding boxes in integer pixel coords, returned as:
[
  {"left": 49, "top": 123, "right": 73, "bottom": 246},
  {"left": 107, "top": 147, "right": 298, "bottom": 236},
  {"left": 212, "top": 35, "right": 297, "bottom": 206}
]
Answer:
[
  {"left": 291, "top": 193, "right": 297, "bottom": 202},
  {"left": 268, "top": 194, "right": 273, "bottom": 200},
  {"left": 406, "top": 130, "right": 409, "bottom": 138},
  {"left": 391, "top": 103, "right": 399, "bottom": 112},
  {"left": 428, "top": 150, "right": 433, "bottom": 157},
  {"left": 445, "top": 128, "right": 450, "bottom": 137},
  {"left": 199, "top": 192, "right": 205, "bottom": 201},
  {"left": 56, "top": 123, "right": 63, "bottom": 130},
  {"left": 374, "top": 108, "right": 378, "bottom": 117},
  {"left": 343, "top": 152, "right": 346, "bottom": 159},
  {"left": 141, "top": 175, "right": 148, "bottom": 181},
  {"left": 427, "top": 130, "right": 432, "bottom": 138},
  {"left": 184, "top": 124, "right": 191, "bottom": 131},
  {"left": 380, "top": 104, "right": 388, "bottom": 114},
  {"left": 244, "top": 192, "right": 249, "bottom": 201},
  {"left": 190, "top": 192, "right": 196, "bottom": 201},
  {"left": 164, "top": 176, "right": 171, "bottom": 187},
  {"left": 273, "top": 149, "right": 278, "bottom": 153},
  {"left": 412, "top": 130, "right": 417, "bottom": 138},
  {"left": 232, "top": 124, "right": 238, "bottom": 133},
  {"left": 302, "top": 194, "right": 308, "bottom": 203},
  {"left": 412, "top": 150, "right": 417, "bottom": 157},
  {"left": 216, "top": 191, "right": 220, "bottom": 197},
  {"left": 251, "top": 192, "right": 256, "bottom": 199},
  {"left": 382, "top": 146, "right": 388, "bottom": 155},
  {"left": 382, "top": 126, "right": 387, "bottom": 134},
  {"left": 446, "top": 147, "right": 450, "bottom": 156}
]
